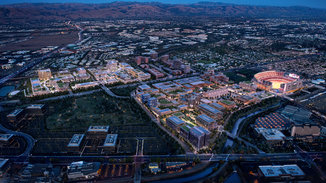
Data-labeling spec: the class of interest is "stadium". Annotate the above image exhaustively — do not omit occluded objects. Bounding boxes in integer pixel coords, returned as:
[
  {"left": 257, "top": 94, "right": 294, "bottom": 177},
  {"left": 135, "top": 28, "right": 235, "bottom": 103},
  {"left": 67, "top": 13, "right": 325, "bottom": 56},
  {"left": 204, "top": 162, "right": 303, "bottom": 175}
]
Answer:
[{"left": 253, "top": 71, "right": 303, "bottom": 94}]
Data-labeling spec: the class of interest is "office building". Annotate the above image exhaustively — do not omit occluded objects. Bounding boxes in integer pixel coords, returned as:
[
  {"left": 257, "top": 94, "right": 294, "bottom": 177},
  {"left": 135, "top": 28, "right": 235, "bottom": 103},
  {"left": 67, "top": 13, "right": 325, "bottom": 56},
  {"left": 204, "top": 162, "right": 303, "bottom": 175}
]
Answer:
[
  {"left": 87, "top": 126, "right": 109, "bottom": 138},
  {"left": 7, "top": 109, "right": 25, "bottom": 124},
  {"left": 147, "top": 97, "right": 158, "bottom": 108},
  {"left": 258, "top": 164, "right": 305, "bottom": 180},
  {"left": 196, "top": 114, "right": 216, "bottom": 130},
  {"left": 26, "top": 104, "right": 47, "bottom": 116},
  {"left": 67, "top": 134, "right": 85, "bottom": 151},
  {"left": 141, "top": 93, "right": 151, "bottom": 104},
  {"left": 188, "top": 126, "right": 211, "bottom": 150},
  {"left": 198, "top": 104, "right": 223, "bottom": 119},
  {"left": 37, "top": 69, "right": 52, "bottom": 80},
  {"left": 166, "top": 116, "right": 185, "bottom": 132}
]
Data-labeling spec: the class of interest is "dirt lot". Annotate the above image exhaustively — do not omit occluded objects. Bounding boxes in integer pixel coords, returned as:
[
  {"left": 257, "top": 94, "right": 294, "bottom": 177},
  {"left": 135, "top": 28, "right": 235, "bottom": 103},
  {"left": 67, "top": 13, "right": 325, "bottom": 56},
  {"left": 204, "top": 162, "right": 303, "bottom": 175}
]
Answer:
[{"left": 0, "top": 31, "right": 78, "bottom": 51}]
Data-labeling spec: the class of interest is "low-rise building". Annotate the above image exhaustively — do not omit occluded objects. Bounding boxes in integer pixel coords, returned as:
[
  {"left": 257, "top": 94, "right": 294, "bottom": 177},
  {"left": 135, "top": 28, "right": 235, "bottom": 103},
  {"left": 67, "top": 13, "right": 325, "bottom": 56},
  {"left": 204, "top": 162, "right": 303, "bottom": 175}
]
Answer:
[
  {"left": 67, "top": 161, "right": 101, "bottom": 180},
  {"left": 87, "top": 126, "right": 109, "bottom": 138},
  {"left": 0, "top": 134, "right": 14, "bottom": 147},
  {"left": 254, "top": 128, "right": 285, "bottom": 146},
  {"left": 7, "top": 109, "right": 25, "bottom": 124},
  {"left": 147, "top": 97, "right": 158, "bottom": 108},
  {"left": 26, "top": 104, "right": 47, "bottom": 116},
  {"left": 258, "top": 164, "right": 305, "bottom": 180},
  {"left": 202, "top": 88, "right": 229, "bottom": 99},
  {"left": 198, "top": 104, "right": 223, "bottom": 119},
  {"left": 72, "top": 82, "right": 98, "bottom": 90},
  {"left": 102, "top": 134, "right": 118, "bottom": 153},
  {"left": 149, "top": 162, "right": 161, "bottom": 174},
  {"left": 218, "top": 100, "right": 237, "bottom": 109},
  {"left": 166, "top": 116, "right": 185, "bottom": 132},
  {"left": 67, "top": 134, "right": 85, "bottom": 152}
]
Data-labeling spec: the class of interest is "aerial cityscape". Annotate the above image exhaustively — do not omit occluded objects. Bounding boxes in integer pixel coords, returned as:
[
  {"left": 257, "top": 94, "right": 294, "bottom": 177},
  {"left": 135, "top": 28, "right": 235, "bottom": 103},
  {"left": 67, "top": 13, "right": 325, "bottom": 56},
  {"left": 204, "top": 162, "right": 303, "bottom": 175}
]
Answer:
[{"left": 0, "top": 0, "right": 326, "bottom": 182}]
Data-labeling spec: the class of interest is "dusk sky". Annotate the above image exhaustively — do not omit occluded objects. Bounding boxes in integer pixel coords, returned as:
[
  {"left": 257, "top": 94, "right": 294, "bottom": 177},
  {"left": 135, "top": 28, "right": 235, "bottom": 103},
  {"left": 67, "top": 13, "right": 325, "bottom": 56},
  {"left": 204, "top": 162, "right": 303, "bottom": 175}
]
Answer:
[{"left": 1, "top": 0, "right": 326, "bottom": 9}]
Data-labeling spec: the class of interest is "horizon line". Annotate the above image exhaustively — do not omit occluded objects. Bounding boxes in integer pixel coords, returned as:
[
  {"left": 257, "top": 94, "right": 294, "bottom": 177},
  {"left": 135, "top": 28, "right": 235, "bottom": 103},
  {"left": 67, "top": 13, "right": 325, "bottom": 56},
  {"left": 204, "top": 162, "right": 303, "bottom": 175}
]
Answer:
[{"left": 0, "top": 1, "right": 325, "bottom": 10}]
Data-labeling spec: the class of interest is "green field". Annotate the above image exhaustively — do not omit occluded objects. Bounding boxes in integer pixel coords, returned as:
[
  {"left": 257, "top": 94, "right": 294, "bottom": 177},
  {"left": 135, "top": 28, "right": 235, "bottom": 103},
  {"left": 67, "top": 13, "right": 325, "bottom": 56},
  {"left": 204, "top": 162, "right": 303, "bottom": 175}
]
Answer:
[
  {"left": 225, "top": 68, "right": 260, "bottom": 83},
  {"left": 31, "top": 92, "right": 183, "bottom": 155}
]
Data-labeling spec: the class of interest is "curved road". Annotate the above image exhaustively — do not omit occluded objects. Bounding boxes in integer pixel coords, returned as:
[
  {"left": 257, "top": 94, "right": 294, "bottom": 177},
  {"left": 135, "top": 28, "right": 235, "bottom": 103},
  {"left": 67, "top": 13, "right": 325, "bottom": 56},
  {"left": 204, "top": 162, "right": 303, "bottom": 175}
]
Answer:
[
  {"left": 0, "top": 124, "right": 35, "bottom": 158},
  {"left": 224, "top": 103, "right": 280, "bottom": 148}
]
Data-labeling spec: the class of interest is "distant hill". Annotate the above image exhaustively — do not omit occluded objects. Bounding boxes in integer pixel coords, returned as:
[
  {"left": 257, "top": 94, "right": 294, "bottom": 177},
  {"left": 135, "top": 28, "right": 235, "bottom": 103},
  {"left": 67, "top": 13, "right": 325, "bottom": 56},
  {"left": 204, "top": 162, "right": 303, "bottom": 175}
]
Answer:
[{"left": 1, "top": 1, "right": 326, "bottom": 23}]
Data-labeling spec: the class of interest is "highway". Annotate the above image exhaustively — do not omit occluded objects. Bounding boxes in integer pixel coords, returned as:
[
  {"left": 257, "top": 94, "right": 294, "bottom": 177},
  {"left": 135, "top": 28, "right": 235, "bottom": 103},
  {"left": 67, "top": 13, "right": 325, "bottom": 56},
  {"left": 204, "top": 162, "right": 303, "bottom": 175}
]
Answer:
[{"left": 1, "top": 152, "right": 324, "bottom": 163}]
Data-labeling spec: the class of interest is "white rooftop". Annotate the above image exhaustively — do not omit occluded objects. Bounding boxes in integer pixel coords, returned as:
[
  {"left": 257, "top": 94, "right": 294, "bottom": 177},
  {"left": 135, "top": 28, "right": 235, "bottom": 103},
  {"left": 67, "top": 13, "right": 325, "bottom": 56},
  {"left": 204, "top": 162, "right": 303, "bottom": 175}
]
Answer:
[
  {"left": 103, "top": 134, "right": 118, "bottom": 147},
  {"left": 68, "top": 134, "right": 85, "bottom": 147},
  {"left": 87, "top": 126, "right": 110, "bottom": 133},
  {"left": 259, "top": 164, "right": 305, "bottom": 177}
]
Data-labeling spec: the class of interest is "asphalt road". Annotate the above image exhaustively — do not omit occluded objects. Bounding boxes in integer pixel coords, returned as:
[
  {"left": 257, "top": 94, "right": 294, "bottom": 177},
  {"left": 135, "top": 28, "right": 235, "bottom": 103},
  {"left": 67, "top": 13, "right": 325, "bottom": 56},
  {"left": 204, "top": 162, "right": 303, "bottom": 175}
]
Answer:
[{"left": 0, "top": 124, "right": 35, "bottom": 158}]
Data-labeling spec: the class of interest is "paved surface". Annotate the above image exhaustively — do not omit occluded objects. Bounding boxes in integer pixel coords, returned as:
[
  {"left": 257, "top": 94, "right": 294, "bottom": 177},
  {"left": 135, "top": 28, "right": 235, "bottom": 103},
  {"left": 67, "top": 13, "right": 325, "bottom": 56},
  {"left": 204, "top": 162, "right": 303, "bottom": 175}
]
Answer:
[
  {"left": 36, "top": 89, "right": 102, "bottom": 102},
  {"left": 0, "top": 124, "right": 35, "bottom": 158},
  {"left": 224, "top": 103, "right": 280, "bottom": 148},
  {"left": 100, "top": 84, "right": 129, "bottom": 99}
]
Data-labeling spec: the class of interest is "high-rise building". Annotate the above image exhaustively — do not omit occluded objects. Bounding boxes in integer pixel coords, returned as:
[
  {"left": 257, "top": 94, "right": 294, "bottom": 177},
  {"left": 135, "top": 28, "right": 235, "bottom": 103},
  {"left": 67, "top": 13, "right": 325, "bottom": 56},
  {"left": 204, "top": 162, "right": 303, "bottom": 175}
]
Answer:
[{"left": 37, "top": 69, "right": 52, "bottom": 80}]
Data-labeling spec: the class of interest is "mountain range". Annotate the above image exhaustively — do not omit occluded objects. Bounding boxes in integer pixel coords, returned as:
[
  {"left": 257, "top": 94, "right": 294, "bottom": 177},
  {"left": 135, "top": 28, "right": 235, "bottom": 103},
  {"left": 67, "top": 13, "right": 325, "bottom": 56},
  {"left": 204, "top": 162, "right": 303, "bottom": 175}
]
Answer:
[{"left": 1, "top": 1, "right": 326, "bottom": 23}]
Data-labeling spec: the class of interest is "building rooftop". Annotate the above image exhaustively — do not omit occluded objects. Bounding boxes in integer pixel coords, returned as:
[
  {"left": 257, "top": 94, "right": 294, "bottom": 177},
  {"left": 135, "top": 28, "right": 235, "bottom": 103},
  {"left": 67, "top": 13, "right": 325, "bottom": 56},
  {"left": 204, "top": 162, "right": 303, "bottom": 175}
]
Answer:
[
  {"left": 7, "top": 109, "right": 24, "bottom": 117},
  {"left": 103, "top": 134, "right": 118, "bottom": 147},
  {"left": 259, "top": 164, "right": 305, "bottom": 177},
  {"left": 167, "top": 116, "right": 185, "bottom": 126},
  {"left": 68, "top": 134, "right": 85, "bottom": 147},
  {"left": 197, "top": 114, "right": 215, "bottom": 123},
  {"left": 210, "top": 103, "right": 225, "bottom": 110},
  {"left": 138, "top": 84, "right": 151, "bottom": 91},
  {"left": 281, "top": 105, "right": 312, "bottom": 123},
  {"left": 26, "top": 104, "right": 45, "bottom": 109},
  {"left": 87, "top": 126, "right": 110, "bottom": 133},
  {"left": 255, "top": 128, "right": 285, "bottom": 141},
  {"left": 190, "top": 127, "right": 206, "bottom": 138},
  {"left": 199, "top": 104, "right": 222, "bottom": 115}
]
